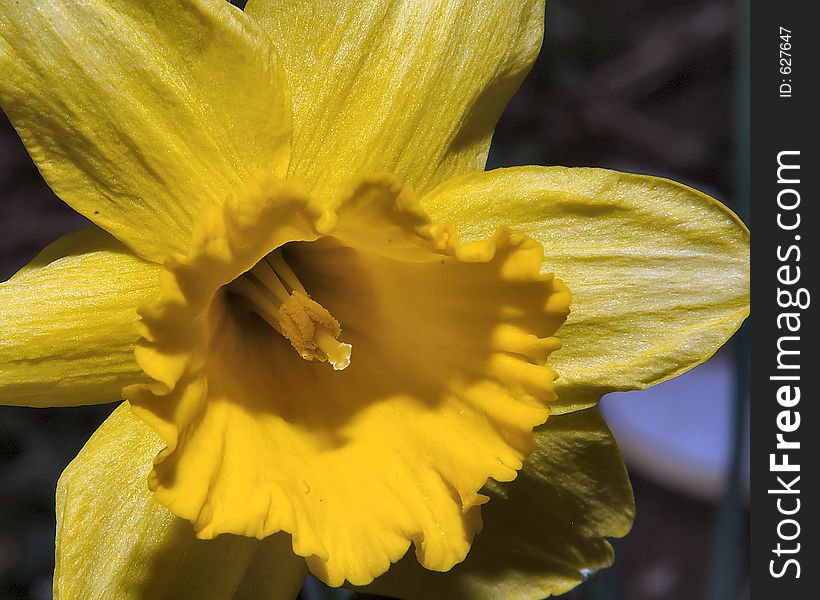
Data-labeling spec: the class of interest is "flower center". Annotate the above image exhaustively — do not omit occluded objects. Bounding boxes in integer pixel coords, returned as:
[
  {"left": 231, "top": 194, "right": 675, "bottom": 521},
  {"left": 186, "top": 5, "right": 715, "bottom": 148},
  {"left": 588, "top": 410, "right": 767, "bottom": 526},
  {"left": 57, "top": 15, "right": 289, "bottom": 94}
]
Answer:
[{"left": 227, "top": 249, "right": 352, "bottom": 370}]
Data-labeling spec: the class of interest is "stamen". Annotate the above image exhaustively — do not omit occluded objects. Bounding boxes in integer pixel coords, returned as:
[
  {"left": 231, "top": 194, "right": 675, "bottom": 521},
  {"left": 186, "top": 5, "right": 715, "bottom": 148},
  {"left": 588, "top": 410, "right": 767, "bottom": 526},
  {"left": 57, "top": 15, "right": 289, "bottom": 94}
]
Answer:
[
  {"left": 249, "top": 260, "right": 292, "bottom": 303},
  {"left": 228, "top": 277, "right": 284, "bottom": 333},
  {"left": 266, "top": 250, "right": 307, "bottom": 294},
  {"left": 228, "top": 251, "right": 352, "bottom": 370}
]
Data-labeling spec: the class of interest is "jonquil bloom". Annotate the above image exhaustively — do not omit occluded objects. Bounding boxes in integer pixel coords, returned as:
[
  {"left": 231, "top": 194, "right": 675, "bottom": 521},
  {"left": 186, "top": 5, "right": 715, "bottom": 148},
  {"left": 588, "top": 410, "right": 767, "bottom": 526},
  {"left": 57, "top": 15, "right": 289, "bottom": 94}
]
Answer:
[{"left": 0, "top": 0, "right": 749, "bottom": 598}]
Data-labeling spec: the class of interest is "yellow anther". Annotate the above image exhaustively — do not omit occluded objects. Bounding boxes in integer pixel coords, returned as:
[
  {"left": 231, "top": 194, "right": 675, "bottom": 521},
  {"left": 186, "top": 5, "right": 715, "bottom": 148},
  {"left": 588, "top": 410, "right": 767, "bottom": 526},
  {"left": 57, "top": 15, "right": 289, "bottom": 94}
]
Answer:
[
  {"left": 277, "top": 290, "right": 351, "bottom": 369},
  {"left": 229, "top": 254, "right": 352, "bottom": 370}
]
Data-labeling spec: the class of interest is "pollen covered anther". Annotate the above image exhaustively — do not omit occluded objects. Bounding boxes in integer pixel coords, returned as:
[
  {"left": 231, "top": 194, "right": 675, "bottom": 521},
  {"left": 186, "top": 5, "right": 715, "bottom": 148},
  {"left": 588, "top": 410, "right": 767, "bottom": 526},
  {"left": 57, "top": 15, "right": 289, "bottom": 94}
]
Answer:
[
  {"left": 278, "top": 290, "right": 351, "bottom": 370},
  {"left": 229, "top": 250, "right": 352, "bottom": 370}
]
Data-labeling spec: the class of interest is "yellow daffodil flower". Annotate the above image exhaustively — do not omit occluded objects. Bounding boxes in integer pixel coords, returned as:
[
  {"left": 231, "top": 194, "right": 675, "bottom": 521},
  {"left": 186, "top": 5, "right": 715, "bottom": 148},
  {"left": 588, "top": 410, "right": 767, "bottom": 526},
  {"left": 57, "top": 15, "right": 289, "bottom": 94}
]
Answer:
[{"left": 0, "top": 1, "right": 749, "bottom": 598}]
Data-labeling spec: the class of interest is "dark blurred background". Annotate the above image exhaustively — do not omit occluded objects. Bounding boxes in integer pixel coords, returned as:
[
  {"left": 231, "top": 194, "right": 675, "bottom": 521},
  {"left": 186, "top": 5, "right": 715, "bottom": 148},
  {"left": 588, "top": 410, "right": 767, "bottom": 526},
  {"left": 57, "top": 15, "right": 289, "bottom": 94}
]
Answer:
[{"left": 1, "top": 0, "right": 747, "bottom": 598}]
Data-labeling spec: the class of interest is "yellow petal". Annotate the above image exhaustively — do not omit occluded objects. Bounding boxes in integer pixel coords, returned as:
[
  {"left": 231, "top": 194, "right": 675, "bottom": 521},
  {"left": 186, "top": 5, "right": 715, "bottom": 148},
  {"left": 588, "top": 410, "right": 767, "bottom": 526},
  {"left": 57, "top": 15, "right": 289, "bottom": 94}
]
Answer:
[
  {"left": 421, "top": 166, "right": 750, "bottom": 413},
  {"left": 125, "top": 173, "right": 569, "bottom": 587},
  {"left": 245, "top": 0, "right": 543, "bottom": 198},
  {"left": 0, "top": 0, "right": 291, "bottom": 262},
  {"left": 355, "top": 408, "right": 634, "bottom": 599},
  {"left": 55, "top": 402, "right": 306, "bottom": 600},
  {"left": 0, "top": 228, "right": 159, "bottom": 407}
]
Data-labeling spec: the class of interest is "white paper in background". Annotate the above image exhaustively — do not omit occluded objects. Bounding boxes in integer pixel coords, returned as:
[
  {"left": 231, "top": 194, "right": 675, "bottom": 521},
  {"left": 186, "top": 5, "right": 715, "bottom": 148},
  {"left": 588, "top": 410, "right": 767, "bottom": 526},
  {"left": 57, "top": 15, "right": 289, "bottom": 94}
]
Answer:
[{"left": 600, "top": 348, "right": 750, "bottom": 502}]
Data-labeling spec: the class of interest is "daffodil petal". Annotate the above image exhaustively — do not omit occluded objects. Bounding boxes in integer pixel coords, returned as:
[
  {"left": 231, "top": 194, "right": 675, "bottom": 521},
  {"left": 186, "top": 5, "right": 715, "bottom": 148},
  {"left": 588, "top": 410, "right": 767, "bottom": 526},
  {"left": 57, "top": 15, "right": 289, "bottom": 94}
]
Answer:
[
  {"left": 245, "top": 0, "right": 543, "bottom": 198},
  {"left": 421, "top": 166, "right": 750, "bottom": 413},
  {"left": 126, "top": 174, "right": 569, "bottom": 587},
  {"left": 354, "top": 407, "right": 633, "bottom": 600},
  {"left": 0, "top": 228, "right": 159, "bottom": 407},
  {"left": 55, "top": 402, "right": 306, "bottom": 600},
  {"left": 0, "top": 0, "right": 291, "bottom": 262}
]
